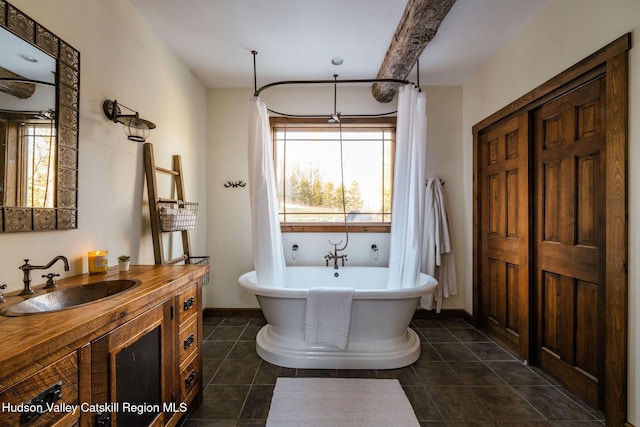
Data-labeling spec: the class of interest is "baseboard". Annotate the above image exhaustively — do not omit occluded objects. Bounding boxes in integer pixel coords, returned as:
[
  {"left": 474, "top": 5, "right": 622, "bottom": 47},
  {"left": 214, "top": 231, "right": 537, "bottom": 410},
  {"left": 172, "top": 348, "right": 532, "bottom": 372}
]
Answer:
[
  {"left": 412, "top": 308, "right": 473, "bottom": 323},
  {"left": 204, "top": 308, "right": 264, "bottom": 318},
  {"left": 204, "top": 307, "right": 472, "bottom": 323}
]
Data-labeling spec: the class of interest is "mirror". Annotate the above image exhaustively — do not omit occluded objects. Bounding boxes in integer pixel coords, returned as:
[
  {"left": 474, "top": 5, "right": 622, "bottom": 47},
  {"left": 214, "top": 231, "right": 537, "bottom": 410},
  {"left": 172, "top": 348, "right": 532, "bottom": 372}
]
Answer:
[
  {"left": 1, "top": 28, "right": 56, "bottom": 209},
  {"left": 0, "top": 1, "right": 80, "bottom": 232}
]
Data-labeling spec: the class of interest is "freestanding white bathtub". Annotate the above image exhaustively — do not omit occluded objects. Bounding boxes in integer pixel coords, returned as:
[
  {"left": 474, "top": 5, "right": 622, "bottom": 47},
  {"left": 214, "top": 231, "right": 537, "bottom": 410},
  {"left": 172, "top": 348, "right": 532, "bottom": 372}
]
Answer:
[{"left": 238, "top": 266, "right": 438, "bottom": 369}]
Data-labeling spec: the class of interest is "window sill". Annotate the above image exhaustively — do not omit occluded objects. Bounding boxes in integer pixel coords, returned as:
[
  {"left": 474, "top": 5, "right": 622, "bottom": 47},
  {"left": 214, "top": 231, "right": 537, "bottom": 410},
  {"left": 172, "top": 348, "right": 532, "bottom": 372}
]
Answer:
[{"left": 280, "top": 223, "right": 390, "bottom": 233}]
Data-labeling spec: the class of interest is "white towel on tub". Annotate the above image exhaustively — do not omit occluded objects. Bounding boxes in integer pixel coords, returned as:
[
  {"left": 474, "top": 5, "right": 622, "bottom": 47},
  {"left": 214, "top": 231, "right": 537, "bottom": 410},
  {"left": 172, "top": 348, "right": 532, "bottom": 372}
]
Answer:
[{"left": 304, "top": 288, "right": 354, "bottom": 350}]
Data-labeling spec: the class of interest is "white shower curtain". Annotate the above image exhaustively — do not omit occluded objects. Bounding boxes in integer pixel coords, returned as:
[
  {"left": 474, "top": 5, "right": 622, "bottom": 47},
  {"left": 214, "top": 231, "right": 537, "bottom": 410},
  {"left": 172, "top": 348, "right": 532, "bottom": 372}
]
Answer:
[
  {"left": 387, "top": 85, "right": 427, "bottom": 289},
  {"left": 247, "top": 97, "right": 288, "bottom": 287}
]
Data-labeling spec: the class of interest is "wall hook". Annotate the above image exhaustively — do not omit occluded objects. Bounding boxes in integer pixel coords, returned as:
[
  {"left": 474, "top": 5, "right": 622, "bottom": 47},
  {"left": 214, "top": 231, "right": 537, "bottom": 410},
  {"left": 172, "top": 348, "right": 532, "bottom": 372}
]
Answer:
[
  {"left": 224, "top": 180, "right": 246, "bottom": 188},
  {"left": 426, "top": 178, "right": 444, "bottom": 186}
]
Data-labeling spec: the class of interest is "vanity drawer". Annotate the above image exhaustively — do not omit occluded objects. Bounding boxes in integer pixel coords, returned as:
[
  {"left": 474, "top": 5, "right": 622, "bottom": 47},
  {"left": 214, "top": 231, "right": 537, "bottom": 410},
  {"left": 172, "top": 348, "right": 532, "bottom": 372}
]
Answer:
[
  {"left": 177, "top": 283, "right": 198, "bottom": 325},
  {"left": 0, "top": 352, "right": 79, "bottom": 427},
  {"left": 179, "top": 354, "right": 199, "bottom": 404},
  {"left": 178, "top": 317, "right": 198, "bottom": 363}
]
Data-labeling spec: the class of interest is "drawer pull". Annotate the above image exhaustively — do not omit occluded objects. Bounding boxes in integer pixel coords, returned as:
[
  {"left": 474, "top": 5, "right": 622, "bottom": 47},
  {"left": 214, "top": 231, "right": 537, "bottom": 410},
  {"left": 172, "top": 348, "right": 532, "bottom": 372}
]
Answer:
[
  {"left": 185, "top": 369, "right": 197, "bottom": 388},
  {"left": 183, "top": 333, "right": 195, "bottom": 349},
  {"left": 20, "top": 382, "right": 62, "bottom": 423},
  {"left": 183, "top": 296, "right": 194, "bottom": 311}
]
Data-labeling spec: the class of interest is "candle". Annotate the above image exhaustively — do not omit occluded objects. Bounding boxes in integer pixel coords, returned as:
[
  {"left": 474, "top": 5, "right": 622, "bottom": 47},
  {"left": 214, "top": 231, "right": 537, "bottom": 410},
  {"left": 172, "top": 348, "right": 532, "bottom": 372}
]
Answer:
[{"left": 88, "top": 250, "right": 109, "bottom": 273}]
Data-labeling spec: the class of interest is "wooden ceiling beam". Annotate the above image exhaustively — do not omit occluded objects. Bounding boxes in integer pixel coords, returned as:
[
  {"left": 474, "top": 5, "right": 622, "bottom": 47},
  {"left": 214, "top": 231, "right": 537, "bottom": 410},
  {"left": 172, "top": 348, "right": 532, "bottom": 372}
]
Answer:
[
  {"left": 372, "top": 0, "right": 456, "bottom": 103},
  {"left": 0, "top": 66, "right": 36, "bottom": 99}
]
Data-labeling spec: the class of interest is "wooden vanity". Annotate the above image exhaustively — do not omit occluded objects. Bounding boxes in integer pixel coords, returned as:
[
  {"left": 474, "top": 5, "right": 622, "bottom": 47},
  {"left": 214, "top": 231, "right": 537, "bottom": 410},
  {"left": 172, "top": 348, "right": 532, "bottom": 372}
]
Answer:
[{"left": 0, "top": 264, "right": 208, "bottom": 427}]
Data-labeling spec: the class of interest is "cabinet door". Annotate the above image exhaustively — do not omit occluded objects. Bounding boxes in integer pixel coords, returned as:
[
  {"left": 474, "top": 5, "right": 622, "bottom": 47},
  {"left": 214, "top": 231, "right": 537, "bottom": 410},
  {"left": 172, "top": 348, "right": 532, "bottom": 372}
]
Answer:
[{"left": 91, "top": 301, "right": 173, "bottom": 427}]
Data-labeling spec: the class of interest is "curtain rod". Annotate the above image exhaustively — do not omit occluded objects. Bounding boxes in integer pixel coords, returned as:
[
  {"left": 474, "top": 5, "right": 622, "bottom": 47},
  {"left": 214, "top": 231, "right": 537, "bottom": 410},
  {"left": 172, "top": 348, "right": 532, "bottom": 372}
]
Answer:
[
  {"left": 266, "top": 109, "right": 398, "bottom": 119},
  {"left": 254, "top": 78, "right": 414, "bottom": 97},
  {"left": 251, "top": 50, "right": 415, "bottom": 97}
]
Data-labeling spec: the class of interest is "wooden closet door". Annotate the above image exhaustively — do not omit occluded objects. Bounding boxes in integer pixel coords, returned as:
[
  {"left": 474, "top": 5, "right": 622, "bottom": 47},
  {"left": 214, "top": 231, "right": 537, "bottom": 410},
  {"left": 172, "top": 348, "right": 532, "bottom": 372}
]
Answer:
[
  {"left": 534, "top": 76, "right": 605, "bottom": 409},
  {"left": 479, "top": 112, "right": 530, "bottom": 358}
]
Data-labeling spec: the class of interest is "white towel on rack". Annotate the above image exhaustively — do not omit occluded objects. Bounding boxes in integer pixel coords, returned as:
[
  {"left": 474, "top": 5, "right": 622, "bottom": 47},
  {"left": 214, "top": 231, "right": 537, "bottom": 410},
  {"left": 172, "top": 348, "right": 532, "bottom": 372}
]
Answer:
[
  {"left": 421, "top": 178, "right": 457, "bottom": 312},
  {"left": 304, "top": 288, "right": 354, "bottom": 350}
]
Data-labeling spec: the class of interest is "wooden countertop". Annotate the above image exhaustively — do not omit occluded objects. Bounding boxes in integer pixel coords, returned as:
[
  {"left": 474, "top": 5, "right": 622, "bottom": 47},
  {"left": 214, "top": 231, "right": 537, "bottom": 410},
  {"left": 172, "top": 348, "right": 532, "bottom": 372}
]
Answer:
[{"left": 0, "top": 264, "right": 208, "bottom": 390}]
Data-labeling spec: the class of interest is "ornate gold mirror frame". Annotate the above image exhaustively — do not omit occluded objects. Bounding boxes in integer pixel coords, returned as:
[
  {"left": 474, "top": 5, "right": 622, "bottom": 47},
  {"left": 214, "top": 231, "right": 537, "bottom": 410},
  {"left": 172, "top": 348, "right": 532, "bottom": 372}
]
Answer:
[{"left": 0, "top": 0, "right": 79, "bottom": 232}]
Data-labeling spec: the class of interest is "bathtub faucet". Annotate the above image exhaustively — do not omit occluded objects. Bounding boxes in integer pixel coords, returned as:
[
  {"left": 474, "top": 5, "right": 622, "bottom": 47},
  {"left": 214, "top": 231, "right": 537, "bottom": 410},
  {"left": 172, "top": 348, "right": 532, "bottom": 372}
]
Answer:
[{"left": 324, "top": 243, "right": 347, "bottom": 269}]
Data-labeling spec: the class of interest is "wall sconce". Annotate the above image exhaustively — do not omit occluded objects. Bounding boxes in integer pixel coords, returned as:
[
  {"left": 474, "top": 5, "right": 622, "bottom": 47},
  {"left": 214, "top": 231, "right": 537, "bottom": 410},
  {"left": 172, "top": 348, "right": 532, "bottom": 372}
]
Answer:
[{"left": 102, "top": 99, "right": 156, "bottom": 142}]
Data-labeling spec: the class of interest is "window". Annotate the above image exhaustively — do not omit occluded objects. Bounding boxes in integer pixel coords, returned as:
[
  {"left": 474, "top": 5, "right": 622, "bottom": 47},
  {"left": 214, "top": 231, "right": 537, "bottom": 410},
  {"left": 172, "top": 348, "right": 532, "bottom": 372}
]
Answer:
[
  {"left": 0, "top": 120, "right": 56, "bottom": 208},
  {"left": 272, "top": 118, "right": 394, "bottom": 231},
  {"left": 22, "top": 122, "right": 56, "bottom": 208}
]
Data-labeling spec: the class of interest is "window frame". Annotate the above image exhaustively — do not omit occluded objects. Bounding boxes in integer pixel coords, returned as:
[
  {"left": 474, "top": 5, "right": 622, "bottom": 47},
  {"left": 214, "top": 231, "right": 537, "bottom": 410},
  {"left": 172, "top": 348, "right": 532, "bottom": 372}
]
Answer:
[{"left": 270, "top": 116, "right": 395, "bottom": 233}]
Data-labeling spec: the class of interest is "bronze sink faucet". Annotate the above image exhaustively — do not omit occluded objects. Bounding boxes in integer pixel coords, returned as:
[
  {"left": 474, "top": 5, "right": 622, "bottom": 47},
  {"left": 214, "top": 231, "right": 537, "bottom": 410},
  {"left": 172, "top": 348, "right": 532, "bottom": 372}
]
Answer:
[{"left": 19, "top": 256, "right": 70, "bottom": 296}]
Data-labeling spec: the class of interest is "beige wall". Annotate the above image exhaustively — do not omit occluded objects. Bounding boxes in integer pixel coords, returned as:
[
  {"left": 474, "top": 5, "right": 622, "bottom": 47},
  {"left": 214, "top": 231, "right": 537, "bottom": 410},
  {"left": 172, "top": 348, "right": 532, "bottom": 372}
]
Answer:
[
  {"left": 0, "top": 0, "right": 207, "bottom": 292},
  {"left": 461, "top": 0, "right": 640, "bottom": 421},
  {"left": 206, "top": 85, "right": 465, "bottom": 309}
]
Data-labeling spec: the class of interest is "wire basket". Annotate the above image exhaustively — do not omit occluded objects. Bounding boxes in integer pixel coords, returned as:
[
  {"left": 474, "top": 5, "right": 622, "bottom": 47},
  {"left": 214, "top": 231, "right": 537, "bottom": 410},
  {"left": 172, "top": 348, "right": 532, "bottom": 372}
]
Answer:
[
  {"left": 159, "top": 201, "right": 198, "bottom": 231},
  {"left": 169, "top": 255, "right": 210, "bottom": 286}
]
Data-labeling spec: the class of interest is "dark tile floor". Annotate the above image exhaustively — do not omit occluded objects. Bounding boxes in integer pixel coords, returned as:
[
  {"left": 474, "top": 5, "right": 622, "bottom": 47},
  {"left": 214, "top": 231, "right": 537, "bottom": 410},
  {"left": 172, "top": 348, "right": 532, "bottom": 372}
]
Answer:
[{"left": 184, "top": 316, "right": 605, "bottom": 426}]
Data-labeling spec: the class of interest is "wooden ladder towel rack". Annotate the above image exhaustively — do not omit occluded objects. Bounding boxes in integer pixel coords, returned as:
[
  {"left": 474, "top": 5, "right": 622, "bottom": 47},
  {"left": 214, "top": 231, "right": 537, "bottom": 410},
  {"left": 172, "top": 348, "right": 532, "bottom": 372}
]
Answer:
[{"left": 143, "top": 142, "right": 192, "bottom": 265}]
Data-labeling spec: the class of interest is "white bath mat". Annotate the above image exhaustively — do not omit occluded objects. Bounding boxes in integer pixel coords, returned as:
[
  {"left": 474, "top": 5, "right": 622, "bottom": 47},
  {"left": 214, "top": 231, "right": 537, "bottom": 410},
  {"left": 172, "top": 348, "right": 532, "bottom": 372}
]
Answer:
[{"left": 266, "top": 378, "right": 420, "bottom": 426}]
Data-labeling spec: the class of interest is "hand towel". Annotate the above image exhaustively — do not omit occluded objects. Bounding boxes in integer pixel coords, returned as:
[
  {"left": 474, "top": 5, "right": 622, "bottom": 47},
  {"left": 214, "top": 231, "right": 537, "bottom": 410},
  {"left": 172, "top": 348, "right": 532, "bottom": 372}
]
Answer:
[{"left": 304, "top": 288, "right": 354, "bottom": 350}]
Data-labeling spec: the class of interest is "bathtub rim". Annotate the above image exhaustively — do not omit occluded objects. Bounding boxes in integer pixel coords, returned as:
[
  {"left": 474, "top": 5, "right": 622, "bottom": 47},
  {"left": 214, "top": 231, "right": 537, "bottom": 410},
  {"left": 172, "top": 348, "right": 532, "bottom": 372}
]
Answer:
[{"left": 238, "top": 266, "right": 438, "bottom": 299}]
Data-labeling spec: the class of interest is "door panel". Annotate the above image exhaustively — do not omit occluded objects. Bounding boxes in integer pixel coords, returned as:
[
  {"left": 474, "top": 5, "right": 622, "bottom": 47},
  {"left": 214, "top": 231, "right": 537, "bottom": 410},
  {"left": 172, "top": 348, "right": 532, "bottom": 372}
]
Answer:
[
  {"left": 479, "top": 113, "right": 529, "bottom": 357},
  {"left": 534, "top": 77, "right": 605, "bottom": 409}
]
